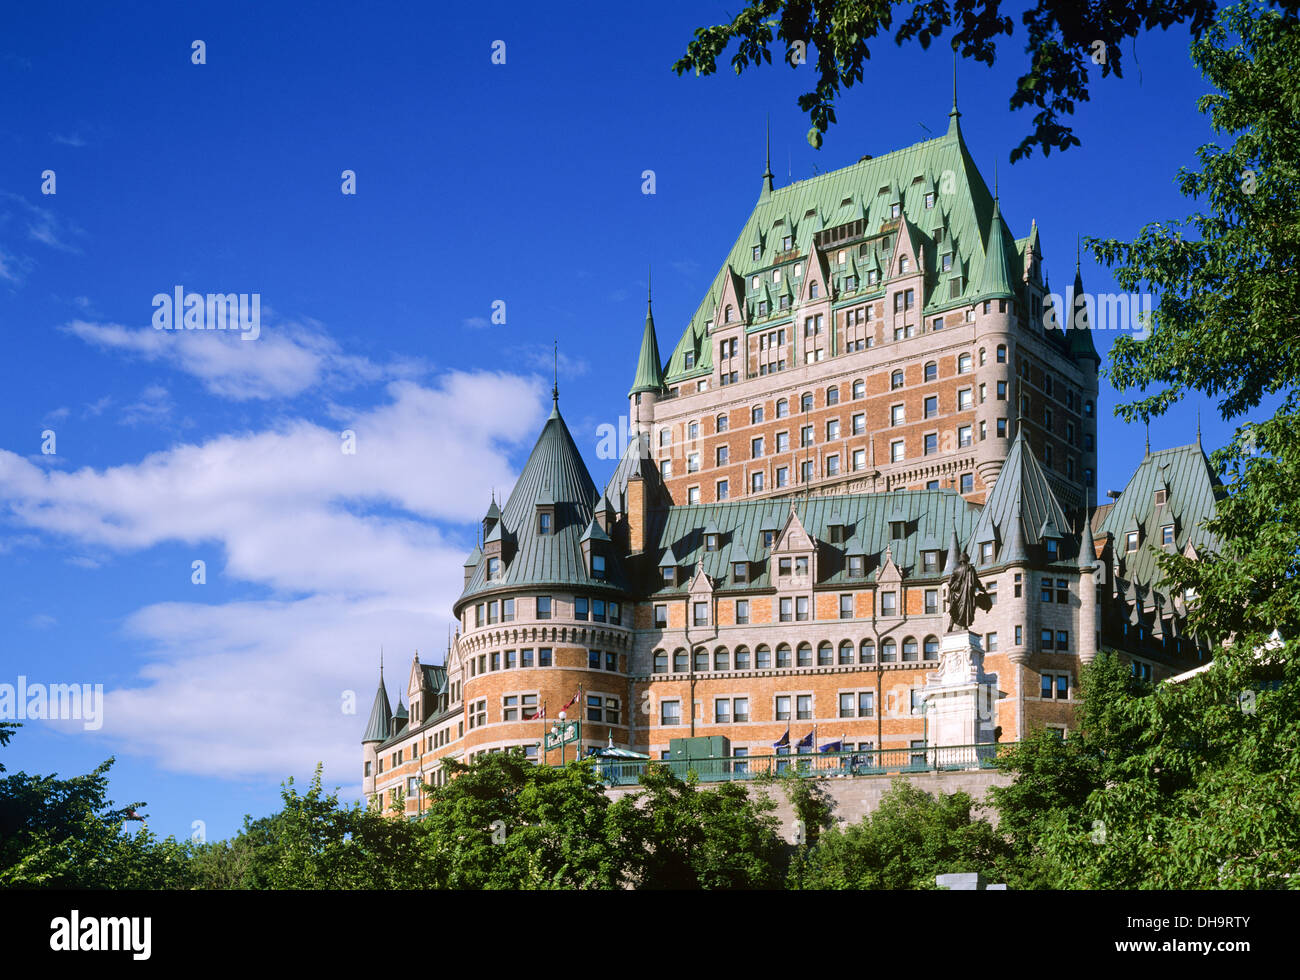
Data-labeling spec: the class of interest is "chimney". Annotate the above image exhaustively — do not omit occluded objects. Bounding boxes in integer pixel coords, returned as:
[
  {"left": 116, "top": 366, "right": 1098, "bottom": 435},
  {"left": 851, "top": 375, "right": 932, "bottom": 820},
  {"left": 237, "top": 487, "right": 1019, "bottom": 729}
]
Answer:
[{"left": 627, "top": 475, "right": 646, "bottom": 554}]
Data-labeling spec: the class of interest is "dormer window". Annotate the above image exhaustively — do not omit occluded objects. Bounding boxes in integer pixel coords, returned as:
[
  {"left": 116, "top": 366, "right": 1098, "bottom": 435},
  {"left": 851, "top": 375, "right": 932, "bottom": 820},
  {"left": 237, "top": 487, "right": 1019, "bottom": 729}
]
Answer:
[
  {"left": 890, "top": 203, "right": 901, "bottom": 219},
  {"left": 922, "top": 551, "right": 939, "bottom": 573},
  {"left": 848, "top": 555, "right": 865, "bottom": 577},
  {"left": 899, "top": 256, "right": 910, "bottom": 274},
  {"left": 486, "top": 557, "right": 501, "bottom": 579},
  {"left": 890, "top": 520, "right": 906, "bottom": 539},
  {"left": 763, "top": 530, "right": 776, "bottom": 547},
  {"left": 980, "top": 541, "right": 995, "bottom": 564},
  {"left": 1154, "top": 489, "right": 1168, "bottom": 506},
  {"left": 827, "top": 524, "right": 845, "bottom": 545},
  {"left": 778, "top": 557, "right": 792, "bottom": 576},
  {"left": 538, "top": 513, "right": 553, "bottom": 535},
  {"left": 810, "top": 281, "right": 820, "bottom": 298},
  {"left": 1162, "top": 524, "right": 1174, "bottom": 546},
  {"left": 705, "top": 533, "right": 719, "bottom": 552},
  {"left": 795, "top": 556, "right": 809, "bottom": 576},
  {"left": 752, "top": 245, "right": 761, "bottom": 261},
  {"left": 684, "top": 351, "right": 696, "bottom": 369},
  {"left": 1045, "top": 538, "right": 1059, "bottom": 559},
  {"left": 1126, "top": 531, "right": 1139, "bottom": 552},
  {"left": 924, "top": 192, "right": 935, "bottom": 209},
  {"left": 662, "top": 566, "right": 675, "bottom": 586},
  {"left": 591, "top": 555, "right": 606, "bottom": 580},
  {"left": 733, "top": 561, "right": 749, "bottom": 583},
  {"left": 782, "top": 235, "right": 792, "bottom": 251}
]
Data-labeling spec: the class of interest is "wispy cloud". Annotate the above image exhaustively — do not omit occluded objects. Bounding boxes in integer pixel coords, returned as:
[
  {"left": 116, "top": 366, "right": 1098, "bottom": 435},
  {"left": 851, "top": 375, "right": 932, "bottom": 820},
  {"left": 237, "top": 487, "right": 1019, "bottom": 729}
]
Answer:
[
  {"left": 64, "top": 319, "right": 421, "bottom": 401},
  {"left": 462, "top": 316, "right": 489, "bottom": 329},
  {"left": 50, "top": 132, "right": 87, "bottom": 147}
]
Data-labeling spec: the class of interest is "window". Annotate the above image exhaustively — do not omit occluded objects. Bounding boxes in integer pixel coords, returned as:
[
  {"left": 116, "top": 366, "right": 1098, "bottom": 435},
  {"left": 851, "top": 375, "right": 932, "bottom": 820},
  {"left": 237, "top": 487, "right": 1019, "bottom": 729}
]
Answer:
[
  {"left": 924, "top": 433, "right": 938, "bottom": 456},
  {"left": 859, "top": 639, "right": 875, "bottom": 664},
  {"left": 796, "top": 596, "right": 810, "bottom": 621},
  {"left": 751, "top": 437, "right": 764, "bottom": 459},
  {"left": 1040, "top": 629, "right": 1054, "bottom": 651},
  {"left": 660, "top": 459, "right": 672, "bottom": 480},
  {"left": 890, "top": 405, "right": 905, "bottom": 427},
  {"left": 653, "top": 650, "right": 668, "bottom": 673},
  {"left": 1041, "top": 672, "right": 1070, "bottom": 700},
  {"left": 735, "top": 646, "right": 751, "bottom": 669},
  {"left": 717, "top": 479, "right": 729, "bottom": 501},
  {"left": 958, "top": 353, "right": 972, "bottom": 374},
  {"left": 826, "top": 419, "right": 840, "bottom": 441},
  {"left": 502, "top": 598, "right": 515, "bottom": 622},
  {"left": 486, "top": 556, "right": 500, "bottom": 579},
  {"left": 980, "top": 540, "right": 994, "bottom": 563},
  {"left": 717, "top": 414, "right": 729, "bottom": 432},
  {"left": 880, "top": 591, "right": 897, "bottom": 616},
  {"left": 923, "top": 588, "right": 939, "bottom": 615},
  {"left": 839, "top": 594, "right": 853, "bottom": 620},
  {"left": 661, "top": 700, "right": 682, "bottom": 726},
  {"left": 796, "top": 695, "right": 812, "bottom": 720},
  {"left": 827, "top": 386, "right": 840, "bottom": 406},
  {"left": 996, "top": 418, "right": 1007, "bottom": 438},
  {"left": 996, "top": 380, "right": 1007, "bottom": 400},
  {"left": 1162, "top": 524, "right": 1174, "bottom": 546},
  {"left": 775, "top": 695, "right": 791, "bottom": 721},
  {"left": 536, "top": 596, "right": 552, "bottom": 619},
  {"left": 903, "top": 636, "right": 919, "bottom": 661},
  {"left": 880, "top": 638, "right": 897, "bottom": 661},
  {"left": 827, "top": 454, "right": 840, "bottom": 475},
  {"left": 751, "top": 472, "right": 764, "bottom": 493},
  {"left": 693, "top": 601, "right": 709, "bottom": 626},
  {"left": 923, "top": 395, "right": 939, "bottom": 420},
  {"left": 957, "top": 388, "right": 973, "bottom": 411},
  {"left": 539, "top": 647, "right": 553, "bottom": 666},
  {"left": 1057, "top": 631, "right": 1069, "bottom": 651},
  {"left": 817, "top": 641, "right": 833, "bottom": 666},
  {"left": 891, "top": 370, "right": 904, "bottom": 391},
  {"left": 958, "top": 425, "right": 972, "bottom": 448},
  {"left": 538, "top": 513, "right": 552, "bottom": 535},
  {"left": 853, "top": 379, "right": 865, "bottom": 399},
  {"left": 714, "top": 698, "right": 732, "bottom": 724},
  {"left": 756, "top": 645, "right": 772, "bottom": 669},
  {"left": 779, "top": 597, "right": 793, "bottom": 622},
  {"left": 924, "top": 635, "right": 940, "bottom": 660},
  {"left": 960, "top": 473, "right": 974, "bottom": 494},
  {"left": 1125, "top": 531, "right": 1139, "bottom": 552}
]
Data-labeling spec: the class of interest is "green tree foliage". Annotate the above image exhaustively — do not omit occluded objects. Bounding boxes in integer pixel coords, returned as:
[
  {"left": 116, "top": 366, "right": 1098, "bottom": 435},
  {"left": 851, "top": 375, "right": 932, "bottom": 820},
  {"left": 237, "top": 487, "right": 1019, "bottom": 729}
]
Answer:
[
  {"left": 417, "top": 753, "right": 623, "bottom": 889},
  {"left": 1098, "top": 1, "right": 1300, "bottom": 645},
  {"left": 673, "top": 0, "right": 1219, "bottom": 157},
  {"left": 790, "top": 778, "right": 1012, "bottom": 889},
  {"left": 0, "top": 723, "right": 193, "bottom": 889},
  {"left": 607, "top": 762, "right": 786, "bottom": 888}
]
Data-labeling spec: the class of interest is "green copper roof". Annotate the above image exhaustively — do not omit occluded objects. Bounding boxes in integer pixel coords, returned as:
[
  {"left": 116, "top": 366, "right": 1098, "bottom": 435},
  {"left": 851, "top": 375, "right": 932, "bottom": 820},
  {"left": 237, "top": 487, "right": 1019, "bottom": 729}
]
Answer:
[
  {"left": 662, "top": 113, "right": 1021, "bottom": 386},
  {"left": 363, "top": 678, "right": 392, "bottom": 744},
  {"left": 971, "top": 198, "right": 1015, "bottom": 302},
  {"left": 1067, "top": 263, "right": 1102, "bottom": 363},
  {"left": 644, "top": 490, "right": 977, "bottom": 592},
  {"left": 629, "top": 290, "right": 666, "bottom": 397},
  {"left": 458, "top": 403, "right": 629, "bottom": 605},
  {"left": 1097, "top": 442, "right": 1223, "bottom": 591},
  {"left": 971, "top": 426, "right": 1074, "bottom": 567}
]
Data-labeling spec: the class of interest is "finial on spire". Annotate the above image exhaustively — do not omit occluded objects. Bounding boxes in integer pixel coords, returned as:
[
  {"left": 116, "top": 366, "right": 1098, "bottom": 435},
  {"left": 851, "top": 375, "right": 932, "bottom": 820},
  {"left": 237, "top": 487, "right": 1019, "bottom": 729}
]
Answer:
[
  {"left": 1196, "top": 408, "right": 1202, "bottom": 447},
  {"left": 762, "top": 116, "right": 774, "bottom": 196},
  {"left": 1076, "top": 235, "right": 1081, "bottom": 271},
  {"left": 993, "top": 161, "right": 998, "bottom": 201},
  {"left": 647, "top": 263, "right": 653, "bottom": 307},
  {"left": 1145, "top": 421, "right": 1151, "bottom": 457},
  {"left": 379, "top": 646, "right": 384, "bottom": 680},
  {"left": 952, "top": 48, "right": 957, "bottom": 111},
  {"left": 552, "top": 340, "right": 559, "bottom": 405}
]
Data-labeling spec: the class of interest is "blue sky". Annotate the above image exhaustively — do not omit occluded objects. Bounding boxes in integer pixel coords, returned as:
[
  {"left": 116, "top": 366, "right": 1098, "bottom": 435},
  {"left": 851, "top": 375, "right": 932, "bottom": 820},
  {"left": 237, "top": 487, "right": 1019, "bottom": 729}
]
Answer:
[{"left": 0, "top": 1, "right": 1233, "bottom": 842}]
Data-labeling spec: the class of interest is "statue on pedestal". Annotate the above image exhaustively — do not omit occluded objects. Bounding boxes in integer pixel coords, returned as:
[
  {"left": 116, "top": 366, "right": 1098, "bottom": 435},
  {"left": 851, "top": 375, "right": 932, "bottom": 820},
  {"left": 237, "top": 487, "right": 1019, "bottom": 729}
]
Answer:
[{"left": 946, "top": 551, "right": 987, "bottom": 632}]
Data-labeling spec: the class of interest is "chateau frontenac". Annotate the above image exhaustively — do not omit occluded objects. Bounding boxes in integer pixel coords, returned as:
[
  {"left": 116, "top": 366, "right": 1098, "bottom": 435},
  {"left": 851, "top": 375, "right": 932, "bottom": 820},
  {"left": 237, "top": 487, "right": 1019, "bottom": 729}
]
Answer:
[{"left": 362, "top": 101, "right": 1222, "bottom": 816}]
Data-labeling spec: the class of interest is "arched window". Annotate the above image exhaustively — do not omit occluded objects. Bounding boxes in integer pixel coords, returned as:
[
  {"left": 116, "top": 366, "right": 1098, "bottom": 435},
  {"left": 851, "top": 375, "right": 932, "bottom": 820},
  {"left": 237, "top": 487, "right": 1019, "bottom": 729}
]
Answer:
[
  {"left": 839, "top": 640, "right": 854, "bottom": 665},
  {"left": 694, "top": 647, "right": 709, "bottom": 671},
  {"left": 777, "top": 643, "right": 793, "bottom": 668},
  {"left": 891, "top": 370, "right": 905, "bottom": 390},
  {"left": 714, "top": 647, "right": 730, "bottom": 671},
  {"left": 958, "top": 352, "right": 973, "bottom": 374},
  {"left": 716, "top": 413, "right": 729, "bottom": 432},
  {"left": 797, "top": 642, "right": 813, "bottom": 667},
  {"left": 818, "top": 641, "right": 833, "bottom": 666},
  {"left": 725, "top": 305, "right": 735, "bottom": 322},
  {"left": 756, "top": 644, "right": 772, "bottom": 669},
  {"left": 996, "top": 344, "right": 1007, "bottom": 363},
  {"left": 653, "top": 650, "right": 668, "bottom": 673},
  {"left": 826, "top": 386, "right": 840, "bottom": 406},
  {"left": 881, "top": 638, "right": 897, "bottom": 662},
  {"left": 903, "top": 636, "right": 919, "bottom": 661},
  {"left": 776, "top": 398, "right": 789, "bottom": 418},
  {"left": 673, "top": 648, "right": 688, "bottom": 672},
  {"left": 924, "top": 636, "right": 940, "bottom": 660},
  {"left": 735, "top": 645, "right": 751, "bottom": 670},
  {"left": 979, "top": 347, "right": 987, "bottom": 366},
  {"left": 852, "top": 379, "right": 865, "bottom": 399},
  {"left": 752, "top": 405, "right": 764, "bottom": 425},
  {"left": 810, "top": 281, "right": 820, "bottom": 298},
  {"left": 860, "top": 639, "right": 876, "bottom": 664},
  {"left": 924, "top": 361, "right": 937, "bottom": 382},
  {"left": 801, "top": 392, "right": 814, "bottom": 413}
]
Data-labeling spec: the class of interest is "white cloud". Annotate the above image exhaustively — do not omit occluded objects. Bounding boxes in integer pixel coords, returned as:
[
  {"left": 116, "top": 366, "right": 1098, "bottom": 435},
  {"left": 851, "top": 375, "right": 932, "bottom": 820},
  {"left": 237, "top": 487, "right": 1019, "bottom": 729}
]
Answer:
[
  {"left": 64, "top": 319, "right": 418, "bottom": 401},
  {"left": 0, "top": 371, "right": 549, "bottom": 779}
]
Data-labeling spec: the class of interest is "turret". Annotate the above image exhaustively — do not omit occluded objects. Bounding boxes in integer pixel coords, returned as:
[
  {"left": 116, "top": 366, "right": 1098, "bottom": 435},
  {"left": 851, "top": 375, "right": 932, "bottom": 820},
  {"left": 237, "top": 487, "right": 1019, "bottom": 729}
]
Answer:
[
  {"left": 628, "top": 273, "right": 665, "bottom": 432},
  {"left": 973, "top": 186, "right": 1018, "bottom": 496},
  {"left": 362, "top": 662, "right": 393, "bottom": 801}
]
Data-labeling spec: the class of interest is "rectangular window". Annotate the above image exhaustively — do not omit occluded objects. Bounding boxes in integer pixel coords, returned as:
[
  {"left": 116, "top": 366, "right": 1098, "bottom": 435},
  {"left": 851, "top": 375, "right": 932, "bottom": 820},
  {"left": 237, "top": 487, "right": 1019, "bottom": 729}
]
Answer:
[
  {"left": 733, "top": 697, "right": 749, "bottom": 722},
  {"left": 839, "top": 594, "right": 853, "bottom": 619},
  {"left": 661, "top": 700, "right": 681, "bottom": 726},
  {"left": 1040, "top": 629, "right": 1054, "bottom": 651},
  {"left": 924, "top": 589, "right": 938, "bottom": 615},
  {"left": 796, "top": 596, "right": 810, "bottom": 621},
  {"left": 891, "top": 440, "right": 905, "bottom": 462},
  {"left": 880, "top": 592, "right": 897, "bottom": 616},
  {"left": 654, "top": 603, "right": 668, "bottom": 628},
  {"left": 775, "top": 695, "right": 791, "bottom": 720},
  {"left": 986, "top": 632, "right": 998, "bottom": 652},
  {"left": 751, "top": 437, "right": 764, "bottom": 459},
  {"left": 536, "top": 596, "right": 552, "bottom": 619},
  {"left": 539, "top": 647, "right": 553, "bottom": 667},
  {"left": 575, "top": 597, "right": 589, "bottom": 621},
  {"left": 693, "top": 601, "right": 709, "bottom": 626},
  {"left": 779, "top": 597, "right": 793, "bottom": 622},
  {"left": 736, "top": 599, "right": 750, "bottom": 624},
  {"left": 796, "top": 695, "right": 812, "bottom": 720}
]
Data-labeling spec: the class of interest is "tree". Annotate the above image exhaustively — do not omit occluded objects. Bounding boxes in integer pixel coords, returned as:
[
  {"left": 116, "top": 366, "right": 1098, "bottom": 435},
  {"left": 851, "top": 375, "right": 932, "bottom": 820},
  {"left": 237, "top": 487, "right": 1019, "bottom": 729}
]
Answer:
[
  {"left": 790, "top": 778, "right": 1013, "bottom": 889},
  {"left": 0, "top": 723, "right": 193, "bottom": 889},
  {"left": 416, "top": 753, "right": 624, "bottom": 889},
  {"left": 673, "top": 0, "right": 1220, "bottom": 158},
  {"left": 1097, "top": 0, "right": 1300, "bottom": 646},
  {"left": 607, "top": 762, "right": 786, "bottom": 888}
]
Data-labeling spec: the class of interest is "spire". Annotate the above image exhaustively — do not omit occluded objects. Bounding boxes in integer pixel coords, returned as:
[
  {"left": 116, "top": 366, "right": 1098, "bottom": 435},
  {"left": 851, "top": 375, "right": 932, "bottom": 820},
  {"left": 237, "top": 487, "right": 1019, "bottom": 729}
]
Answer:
[
  {"left": 946, "top": 48, "right": 962, "bottom": 136},
  {"left": 973, "top": 181, "right": 1013, "bottom": 301},
  {"left": 761, "top": 116, "right": 774, "bottom": 198},
  {"left": 1145, "top": 422, "right": 1151, "bottom": 457},
  {"left": 362, "top": 658, "right": 393, "bottom": 744},
  {"left": 1196, "top": 409, "right": 1202, "bottom": 447},
  {"left": 628, "top": 270, "right": 666, "bottom": 398},
  {"left": 1067, "top": 245, "right": 1101, "bottom": 364},
  {"left": 551, "top": 340, "right": 559, "bottom": 414}
]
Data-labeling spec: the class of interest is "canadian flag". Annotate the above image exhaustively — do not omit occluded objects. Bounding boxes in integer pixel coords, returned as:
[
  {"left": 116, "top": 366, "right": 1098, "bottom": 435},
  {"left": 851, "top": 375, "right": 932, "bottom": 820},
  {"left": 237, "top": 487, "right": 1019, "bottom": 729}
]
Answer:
[
  {"left": 560, "top": 689, "right": 581, "bottom": 711},
  {"left": 528, "top": 703, "right": 546, "bottom": 721}
]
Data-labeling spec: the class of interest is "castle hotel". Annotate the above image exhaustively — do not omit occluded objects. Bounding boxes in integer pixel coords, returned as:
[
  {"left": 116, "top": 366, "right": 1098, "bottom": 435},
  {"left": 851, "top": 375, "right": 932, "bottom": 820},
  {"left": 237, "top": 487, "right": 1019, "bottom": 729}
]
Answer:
[{"left": 362, "top": 100, "right": 1222, "bottom": 814}]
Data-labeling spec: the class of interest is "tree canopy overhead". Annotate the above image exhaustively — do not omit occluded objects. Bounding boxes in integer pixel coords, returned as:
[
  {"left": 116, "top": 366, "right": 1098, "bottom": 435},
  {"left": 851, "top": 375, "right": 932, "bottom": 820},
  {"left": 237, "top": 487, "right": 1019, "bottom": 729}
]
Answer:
[{"left": 673, "top": 0, "right": 1221, "bottom": 159}]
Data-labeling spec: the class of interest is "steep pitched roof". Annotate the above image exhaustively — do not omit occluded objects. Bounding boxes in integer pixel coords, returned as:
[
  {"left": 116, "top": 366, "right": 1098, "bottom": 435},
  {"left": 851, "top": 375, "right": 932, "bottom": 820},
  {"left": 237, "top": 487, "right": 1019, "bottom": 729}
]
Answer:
[
  {"left": 970, "top": 426, "right": 1073, "bottom": 566},
  {"left": 362, "top": 676, "right": 393, "bottom": 744},
  {"left": 1098, "top": 442, "right": 1224, "bottom": 590},
  {"left": 661, "top": 110, "right": 1015, "bottom": 386},
  {"left": 458, "top": 402, "right": 629, "bottom": 604},
  {"left": 628, "top": 286, "right": 666, "bottom": 397},
  {"left": 644, "top": 489, "right": 977, "bottom": 592}
]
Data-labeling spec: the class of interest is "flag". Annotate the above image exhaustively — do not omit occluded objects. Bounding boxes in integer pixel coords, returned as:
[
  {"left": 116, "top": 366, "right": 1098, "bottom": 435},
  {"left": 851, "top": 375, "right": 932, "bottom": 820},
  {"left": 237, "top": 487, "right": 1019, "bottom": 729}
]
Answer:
[
  {"left": 527, "top": 702, "right": 545, "bottom": 721},
  {"left": 819, "top": 739, "right": 843, "bottom": 753},
  {"left": 772, "top": 728, "right": 789, "bottom": 749},
  {"left": 796, "top": 730, "right": 814, "bottom": 749},
  {"left": 560, "top": 689, "right": 581, "bottom": 711}
]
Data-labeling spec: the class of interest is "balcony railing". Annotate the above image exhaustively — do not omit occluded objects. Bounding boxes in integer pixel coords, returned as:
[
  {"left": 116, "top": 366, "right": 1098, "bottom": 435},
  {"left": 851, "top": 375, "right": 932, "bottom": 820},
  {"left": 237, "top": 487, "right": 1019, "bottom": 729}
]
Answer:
[{"left": 592, "top": 742, "right": 1010, "bottom": 788}]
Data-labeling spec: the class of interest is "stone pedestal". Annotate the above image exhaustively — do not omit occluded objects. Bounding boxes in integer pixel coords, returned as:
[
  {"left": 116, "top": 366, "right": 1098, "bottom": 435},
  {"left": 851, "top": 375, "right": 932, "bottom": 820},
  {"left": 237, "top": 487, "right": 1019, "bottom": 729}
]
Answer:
[{"left": 922, "top": 631, "right": 997, "bottom": 753}]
